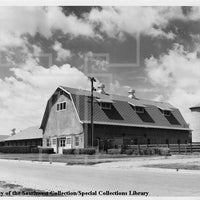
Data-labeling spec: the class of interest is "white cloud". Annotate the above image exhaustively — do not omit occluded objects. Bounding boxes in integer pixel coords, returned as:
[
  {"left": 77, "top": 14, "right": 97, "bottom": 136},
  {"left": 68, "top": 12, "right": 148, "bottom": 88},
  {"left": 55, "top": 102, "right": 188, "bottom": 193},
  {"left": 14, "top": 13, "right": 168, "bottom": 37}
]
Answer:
[
  {"left": 87, "top": 6, "right": 184, "bottom": 39},
  {"left": 0, "top": 61, "right": 91, "bottom": 134},
  {"left": 0, "top": 6, "right": 94, "bottom": 52},
  {"left": 186, "top": 7, "right": 200, "bottom": 20},
  {"left": 52, "top": 41, "right": 71, "bottom": 62},
  {"left": 46, "top": 7, "right": 94, "bottom": 38},
  {"left": 109, "top": 80, "right": 131, "bottom": 96},
  {"left": 0, "top": 6, "right": 96, "bottom": 69},
  {"left": 145, "top": 43, "right": 200, "bottom": 128}
]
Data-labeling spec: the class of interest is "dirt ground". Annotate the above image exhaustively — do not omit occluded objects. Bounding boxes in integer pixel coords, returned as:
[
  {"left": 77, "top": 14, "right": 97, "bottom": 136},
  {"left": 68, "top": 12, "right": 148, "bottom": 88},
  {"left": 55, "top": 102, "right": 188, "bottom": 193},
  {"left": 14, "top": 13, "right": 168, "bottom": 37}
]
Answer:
[{"left": 0, "top": 154, "right": 200, "bottom": 196}]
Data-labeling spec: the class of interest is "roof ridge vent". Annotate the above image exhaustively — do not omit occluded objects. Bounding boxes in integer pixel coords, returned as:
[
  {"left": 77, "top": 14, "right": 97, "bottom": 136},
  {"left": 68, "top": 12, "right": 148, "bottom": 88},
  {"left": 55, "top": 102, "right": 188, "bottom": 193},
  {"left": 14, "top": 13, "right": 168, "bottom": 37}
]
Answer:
[
  {"left": 97, "top": 83, "right": 106, "bottom": 94},
  {"left": 128, "top": 89, "right": 136, "bottom": 99}
]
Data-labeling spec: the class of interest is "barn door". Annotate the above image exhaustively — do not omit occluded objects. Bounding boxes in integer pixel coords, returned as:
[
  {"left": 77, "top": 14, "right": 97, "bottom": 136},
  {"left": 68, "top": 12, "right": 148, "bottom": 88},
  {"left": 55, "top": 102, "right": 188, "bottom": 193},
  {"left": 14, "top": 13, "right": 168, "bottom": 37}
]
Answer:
[{"left": 58, "top": 138, "right": 66, "bottom": 154}]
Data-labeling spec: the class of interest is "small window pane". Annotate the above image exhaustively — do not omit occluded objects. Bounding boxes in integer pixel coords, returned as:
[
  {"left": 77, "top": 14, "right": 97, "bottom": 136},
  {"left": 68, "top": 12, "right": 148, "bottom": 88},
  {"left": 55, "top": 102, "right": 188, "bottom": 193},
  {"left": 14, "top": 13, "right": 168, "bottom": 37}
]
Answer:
[
  {"left": 47, "top": 139, "right": 50, "bottom": 146},
  {"left": 66, "top": 138, "right": 71, "bottom": 144},
  {"left": 57, "top": 104, "right": 60, "bottom": 111},
  {"left": 136, "top": 106, "right": 144, "bottom": 113},
  {"left": 101, "top": 102, "right": 111, "bottom": 109},
  {"left": 75, "top": 137, "right": 79, "bottom": 146},
  {"left": 63, "top": 102, "right": 66, "bottom": 109},
  {"left": 60, "top": 139, "right": 66, "bottom": 147},
  {"left": 52, "top": 139, "right": 57, "bottom": 145}
]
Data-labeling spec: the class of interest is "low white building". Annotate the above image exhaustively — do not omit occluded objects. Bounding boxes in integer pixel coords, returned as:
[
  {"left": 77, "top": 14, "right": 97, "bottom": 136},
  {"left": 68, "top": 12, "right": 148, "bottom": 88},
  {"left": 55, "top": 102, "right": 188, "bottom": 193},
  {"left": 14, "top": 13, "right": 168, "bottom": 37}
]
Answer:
[{"left": 190, "top": 104, "right": 200, "bottom": 142}]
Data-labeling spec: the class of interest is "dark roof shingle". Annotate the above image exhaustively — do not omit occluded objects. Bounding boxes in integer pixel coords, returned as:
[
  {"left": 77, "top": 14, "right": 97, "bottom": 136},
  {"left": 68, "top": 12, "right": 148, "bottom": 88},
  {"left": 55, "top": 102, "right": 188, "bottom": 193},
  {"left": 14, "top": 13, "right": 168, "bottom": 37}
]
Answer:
[{"left": 59, "top": 86, "right": 189, "bottom": 131}]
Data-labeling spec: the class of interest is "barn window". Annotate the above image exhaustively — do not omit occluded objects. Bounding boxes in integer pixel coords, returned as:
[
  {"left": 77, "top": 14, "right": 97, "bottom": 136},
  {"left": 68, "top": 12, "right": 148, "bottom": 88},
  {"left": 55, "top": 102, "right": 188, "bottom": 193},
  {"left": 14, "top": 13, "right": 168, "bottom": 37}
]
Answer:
[
  {"left": 185, "top": 140, "right": 187, "bottom": 144},
  {"left": 135, "top": 106, "right": 144, "bottom": 113},
  {"left": 100, "top": 102, "right": 111, "bottom": 110},
  {"left": 46, "top": 139, "right": 50, "bottom": 146},
  {"left": 57, "top": 102, "right": 67, "bottom": 111},
  {"left": 159, "top": 108, "right": 180, "bottom": 125},
  {"left": 57, "top": 104, "right": 60, "bottom": 111},
  {"left": 134, "top": 138, "right": 138, "bottom": 145},
  {"left": 162, "top": 110, "right": 171, "bottom": 116},
  {"left": 129, "top": 103, "right": 145, "bottom": 113},
  {"left": 66, "top": 138, "right": 71, "bottom": 144},
  {"left": 147, "top": 138, "right": 151, "bottom": 145},
  {"left": 75, "top": 136, "right": 79, "bottom": 146},
  {"left": 63, "top": 102, "right": 66, "bottom": 109},
  {"left": 52, "top": 138, "right": 57, "bottom": 145}
]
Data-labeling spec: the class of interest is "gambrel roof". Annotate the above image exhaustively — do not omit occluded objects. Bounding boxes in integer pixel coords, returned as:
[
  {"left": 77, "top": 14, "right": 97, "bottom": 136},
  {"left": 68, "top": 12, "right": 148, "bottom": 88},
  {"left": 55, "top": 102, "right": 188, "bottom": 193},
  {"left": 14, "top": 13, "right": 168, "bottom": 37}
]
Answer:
[{"left": 40, "top": 86, "right": 190, "bottom": 131}]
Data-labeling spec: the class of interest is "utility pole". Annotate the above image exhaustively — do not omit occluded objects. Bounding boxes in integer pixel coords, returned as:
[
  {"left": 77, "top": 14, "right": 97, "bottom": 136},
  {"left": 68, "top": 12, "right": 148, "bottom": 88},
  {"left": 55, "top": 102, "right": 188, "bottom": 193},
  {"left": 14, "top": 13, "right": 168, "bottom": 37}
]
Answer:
[{"left": 88, "top": 76, "right": 96, "bottom": 148}]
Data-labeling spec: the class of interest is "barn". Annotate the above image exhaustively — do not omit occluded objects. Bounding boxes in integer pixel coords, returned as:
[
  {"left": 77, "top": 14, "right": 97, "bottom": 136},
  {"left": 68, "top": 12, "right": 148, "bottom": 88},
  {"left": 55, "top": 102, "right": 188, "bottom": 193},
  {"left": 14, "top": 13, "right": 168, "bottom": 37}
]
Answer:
[
  {"left": 40, "top": 85, "right": 191, "bottom": 153},
  {"left": 4, "top": 126, "right": 43, "bottom": 147}
]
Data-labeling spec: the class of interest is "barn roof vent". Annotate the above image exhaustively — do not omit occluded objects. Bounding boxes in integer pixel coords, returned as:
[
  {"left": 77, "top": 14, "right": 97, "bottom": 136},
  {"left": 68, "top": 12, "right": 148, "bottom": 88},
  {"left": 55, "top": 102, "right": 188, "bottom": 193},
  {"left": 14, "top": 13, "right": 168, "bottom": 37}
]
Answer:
[
  {"left": 128, "top": 89, "right": 136, "bottom": 99},
  {"left": 97, "top": 83, "right": 106, "bottom": 94}
]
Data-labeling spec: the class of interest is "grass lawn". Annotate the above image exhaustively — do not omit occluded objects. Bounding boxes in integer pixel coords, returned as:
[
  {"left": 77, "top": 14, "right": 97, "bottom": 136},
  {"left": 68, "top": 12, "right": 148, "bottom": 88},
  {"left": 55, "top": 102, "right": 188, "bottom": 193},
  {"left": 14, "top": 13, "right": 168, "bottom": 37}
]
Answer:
[
  {"left": 0, "top": 153, "right": 140, "bottom": 165},
  {"left": 143, "top": 161, "right": 200, "bottom": 170}
]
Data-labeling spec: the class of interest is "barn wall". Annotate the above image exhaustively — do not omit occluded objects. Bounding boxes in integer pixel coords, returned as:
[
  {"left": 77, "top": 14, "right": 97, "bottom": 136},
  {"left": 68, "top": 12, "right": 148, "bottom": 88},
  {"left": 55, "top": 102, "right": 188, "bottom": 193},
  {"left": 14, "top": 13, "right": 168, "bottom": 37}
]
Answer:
[
  {"left": 190, "top": 108, "right": 200, "bottom": 142},
  {"left": 43, "top": 92, "right": 83, "bottom": 142},
  {"left": 43, "top": 91, "right": 84, "bottom": 152},
  {"left": 84, "top": 124, "right": 190, "bottom": 147},
  {"left": 5, "top": 139, "right": 42, "bottom": 147}
]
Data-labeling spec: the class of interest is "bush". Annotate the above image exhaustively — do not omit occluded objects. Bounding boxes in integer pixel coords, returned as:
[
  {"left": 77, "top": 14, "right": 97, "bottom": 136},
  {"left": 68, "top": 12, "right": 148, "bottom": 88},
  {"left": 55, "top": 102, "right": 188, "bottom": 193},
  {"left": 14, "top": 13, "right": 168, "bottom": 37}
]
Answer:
[
  {"left": 38, "top": 147, "right": 54, "bottom": 154},
  {"left": 0, "top": 146, "right": 54, "bottom": 154},
  {"left": 107, "top": 149, "right": 121, "bottom": 154},
  {"left": 63, "top": 148, "right": 96, "bottom": 155},
  {"left": 74, "top": 148, "right": 96, "bottom": 155},
  {"left": 125, "top": 149, "right": 133, "bottom": 155},
  {"left": 120, "top": 145, "right": 128, "bottom": 154},
  {"left": 30, "top": 147, "right": 39, "bottom": 153},
  {"left": 63, "top": 148, "right": 75, "bottom": 154},
  {"left": 158, "top": 147, "right": 170, "bottom": 156},
  {"left": 0, "top": 146, "right": 31, "bottom": 153}
]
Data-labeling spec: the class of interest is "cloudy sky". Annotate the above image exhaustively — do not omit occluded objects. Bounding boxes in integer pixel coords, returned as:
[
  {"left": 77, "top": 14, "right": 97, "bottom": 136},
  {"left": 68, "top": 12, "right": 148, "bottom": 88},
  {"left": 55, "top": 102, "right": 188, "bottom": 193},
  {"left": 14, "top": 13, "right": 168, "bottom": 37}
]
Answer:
[{"left": 1, "top": 6, "right": 200, "bottom": 134}]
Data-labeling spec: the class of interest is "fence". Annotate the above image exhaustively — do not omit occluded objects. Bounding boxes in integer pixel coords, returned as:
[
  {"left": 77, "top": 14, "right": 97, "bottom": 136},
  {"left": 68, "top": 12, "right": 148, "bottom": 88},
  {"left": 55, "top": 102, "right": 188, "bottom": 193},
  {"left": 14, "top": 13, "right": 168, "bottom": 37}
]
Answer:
[{"left": 126, "top": 143, "right": 200, "bottom": 154}]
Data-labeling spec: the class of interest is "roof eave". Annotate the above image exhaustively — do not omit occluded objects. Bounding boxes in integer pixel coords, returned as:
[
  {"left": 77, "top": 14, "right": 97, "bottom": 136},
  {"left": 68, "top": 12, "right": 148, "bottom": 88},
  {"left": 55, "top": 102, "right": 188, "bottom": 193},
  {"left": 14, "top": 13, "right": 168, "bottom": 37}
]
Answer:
[{"left": 82, "top": 121, "right": 191, "bottom": 131}]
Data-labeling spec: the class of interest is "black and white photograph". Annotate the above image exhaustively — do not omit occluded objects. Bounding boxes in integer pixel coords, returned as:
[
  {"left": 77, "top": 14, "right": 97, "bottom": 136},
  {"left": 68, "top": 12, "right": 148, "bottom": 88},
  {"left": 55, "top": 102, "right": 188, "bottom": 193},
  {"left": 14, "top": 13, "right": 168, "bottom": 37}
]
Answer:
[{"left": 0, "top": 1, "right": 200, "bottom": 198}]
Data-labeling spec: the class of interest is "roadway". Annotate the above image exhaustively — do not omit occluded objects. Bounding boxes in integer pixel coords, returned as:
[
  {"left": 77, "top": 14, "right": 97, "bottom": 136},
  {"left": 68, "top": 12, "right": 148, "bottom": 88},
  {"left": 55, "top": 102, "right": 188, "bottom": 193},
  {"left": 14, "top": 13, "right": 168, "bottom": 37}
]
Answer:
[{"left": 0, "top": 159, "right": 199, "bottom": 196}]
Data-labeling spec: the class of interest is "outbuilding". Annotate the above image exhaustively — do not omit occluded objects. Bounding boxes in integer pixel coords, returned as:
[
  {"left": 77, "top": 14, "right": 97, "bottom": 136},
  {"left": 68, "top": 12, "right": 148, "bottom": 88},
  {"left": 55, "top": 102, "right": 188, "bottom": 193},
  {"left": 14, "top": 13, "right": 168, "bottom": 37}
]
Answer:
[
  {"left": 4, "top": 126, "right": 42, "bottom": 147},
  {"left": 190, "top": 104, "right": 200, "bottom": 142}
]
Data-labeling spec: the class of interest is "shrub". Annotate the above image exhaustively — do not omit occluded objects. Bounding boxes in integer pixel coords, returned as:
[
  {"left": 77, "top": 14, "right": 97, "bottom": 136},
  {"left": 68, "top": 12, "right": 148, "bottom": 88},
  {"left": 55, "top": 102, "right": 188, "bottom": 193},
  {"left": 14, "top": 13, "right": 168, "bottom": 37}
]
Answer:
[
  {"left": 120, "top": 145, "right": 128, "bottom": 154},
  {"left": 38, "top": 147, "right": 54, "bottom": 154},
  {"left": 107, "top": 149, "right": 121, "bottom": 154},
  {"left": 30, "top": 147, "right": 39, "bottom": 153},
  {"left": 0, "top": 146, "right": 31, "bottom": 153},
  {"left": 74, "top": 148, "right": 96, "bottom": 155},
  {"left": 158, "top": 147, "right": 170, "bottom": 156},
  {"left": 125, "top": 149, "right": 133, "bottom": 155},
  {"left": 143, "top": 148, "right": 148, "bottom": 155},
  {"left": 133, "top": 149, "right": 139, "bottom": 155},
  {"left": 63, "top": 149, "right": 75, "bottom": 154}
]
